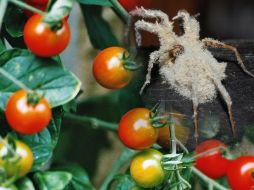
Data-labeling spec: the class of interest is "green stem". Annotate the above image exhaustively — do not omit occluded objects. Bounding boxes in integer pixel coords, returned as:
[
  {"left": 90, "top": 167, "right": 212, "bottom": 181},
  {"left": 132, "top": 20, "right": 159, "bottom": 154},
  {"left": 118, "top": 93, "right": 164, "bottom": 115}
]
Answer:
[
  {"left": 0, "top": 0, "right": 8, "bottom": 32},
  {"left": 8, "top": 0, "right": 45, "bottom": 15},
  {"left": 0, "top": 68, "right": 30, "bottom": 91},
  {"left": 99, "top": 148, "right": 136, "bottom": 190},
  {"left": 169, "top": 119, "right": 177, "bottom": 155},
  {"left": 191, "top": 167, "right": 229, "bottom": 190},
  {"left": 64, "top": 113, "right": 118, "bottom": 132},
  {"left": 109, "top": 0, "right": 130, "bottom": 23}
]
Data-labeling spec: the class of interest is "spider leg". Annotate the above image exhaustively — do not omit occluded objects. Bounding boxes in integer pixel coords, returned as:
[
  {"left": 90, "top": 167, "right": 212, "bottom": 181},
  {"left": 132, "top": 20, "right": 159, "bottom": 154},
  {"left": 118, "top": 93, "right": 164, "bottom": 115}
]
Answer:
[
  {"left": 140, "top": 50, "right": 160, "bottom": 94},
  {"left": 203, "top": 38, "right": 254, "bottom": 78},
  {"left": 210, "top": 77, "right": 236, "bottom": 137},
  {"left": 191, "top": 76, "right": 200, "bottom": 142},
  {"left": 130, "top": 7, "right": 171, "bottom": 26}
]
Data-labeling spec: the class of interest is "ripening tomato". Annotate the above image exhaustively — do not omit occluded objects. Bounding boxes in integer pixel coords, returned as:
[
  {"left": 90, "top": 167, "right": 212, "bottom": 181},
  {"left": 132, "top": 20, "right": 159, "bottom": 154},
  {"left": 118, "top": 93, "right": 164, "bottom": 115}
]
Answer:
[
  {"left": 23, "top": 14, "right": 70, "bottom": 57},
  {"left": 157, "top": 113, "right": 189, "bottom": 148},
  {"left": 29, "top": 0, "right": 48, "bottom": 4},
  {"left": 195, "top": 139, "right": 229, "bottom": 179},
  {"left": 118, "top": 108, "right": 158, "bottom": 150},
  {"left": 118, "top": 0, "right": 151, "bottom": 12},
  {"left": 130, "top": 149, "right": 165, "bottom": 188},
  {"left": 227, "top": 156, "right": 254, "bottom": 190},
  {"left": 5, "top": 90, "right": 52, "bottom": 135},
  {"left": 0, "top": 138, "right": 33, "bottom": 178},
  {"left": 93, "top": 47, "right": 133, "bottom": 89}
]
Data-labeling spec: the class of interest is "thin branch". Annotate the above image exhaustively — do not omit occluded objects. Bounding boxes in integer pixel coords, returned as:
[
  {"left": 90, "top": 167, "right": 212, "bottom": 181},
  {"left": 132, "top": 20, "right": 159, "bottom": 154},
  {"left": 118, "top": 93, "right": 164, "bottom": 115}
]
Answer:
[
  {"left": 8, "top": 0, "right": 45, "bottom": 15},
  {"left": 64, "top": 113, "right": 118, "bottom": 131},
  {"left": 109, "top": 0, "right": 130, "bottom": 23}
]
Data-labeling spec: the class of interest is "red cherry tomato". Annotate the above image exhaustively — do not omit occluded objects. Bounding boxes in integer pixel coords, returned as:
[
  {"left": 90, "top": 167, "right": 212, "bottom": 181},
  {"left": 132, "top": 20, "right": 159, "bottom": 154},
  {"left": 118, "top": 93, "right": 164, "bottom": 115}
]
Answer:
[
  {"left": 227, "top": 156, "right": 254, "bottom": 190},
  {"left": 118, "top": 108, "right": 158, "bottom": 150},
  {"left": 5, "top": 90, "right": 52, "bottom": 135},
  {"left": 118, "top": 0, "right": 151, "bottom": 12},
  {"left": 93, "top": 47, "right": 133, "bottom": 89},
  {"left": 195, "top": 139, "right": 229, "bottom": 179},
  {"left": 29, "top": 0, "right": 48, "bottom": 4},
  {"left": 23, "top": 14, "right": 70, "bottom": 57}
]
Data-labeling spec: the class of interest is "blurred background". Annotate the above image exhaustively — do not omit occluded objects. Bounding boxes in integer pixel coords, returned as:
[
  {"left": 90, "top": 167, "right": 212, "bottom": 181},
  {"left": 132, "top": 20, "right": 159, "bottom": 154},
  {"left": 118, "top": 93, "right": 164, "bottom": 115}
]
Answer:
[{"left": 58, "top": 0, "right": 254, "bottom": 187}]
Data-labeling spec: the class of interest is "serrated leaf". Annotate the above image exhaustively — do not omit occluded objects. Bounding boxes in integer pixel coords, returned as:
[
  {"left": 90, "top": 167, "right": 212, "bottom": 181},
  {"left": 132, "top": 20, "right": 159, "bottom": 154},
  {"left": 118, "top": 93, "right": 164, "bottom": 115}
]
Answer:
[
  {"left": 78, "top": 0, "right": 112, "bottom": 6},
  {"left": 81, "top": 5, "right": 119, "bottom": 50},
  {"left": 33, "top": 171, "right": 72, "bottom": 190},
  {"left": 0, "top": 49, "right": 81, "bottom": 110}
]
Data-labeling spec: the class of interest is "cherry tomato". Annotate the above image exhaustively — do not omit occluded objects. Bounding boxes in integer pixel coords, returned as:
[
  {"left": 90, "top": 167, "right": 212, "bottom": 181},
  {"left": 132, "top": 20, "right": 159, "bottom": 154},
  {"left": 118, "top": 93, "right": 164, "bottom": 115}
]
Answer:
[
  {"left": 23, "top": 14, "right": 70, "bottom": 57},
  {"left": 227, "top": 156, "right": 254, "bottom": 190},
  {"left": 93, "top": 47, "right": 133, "bottom": 89},
  {"left": 23, "top": 0, "right": 48, "bottom": 18},
  {"left": 130, "top": 149, "right": 165, "bottom": 188},
  {"left": 157, "top": 113, "right": 189, "bottom": 148},
  {"left": 195, "top": 139, "right": 229, "bottom": 179},
  {"left": 0, "top": 138, "right": 33, "bottom": 178},
  {"left": 5, "top": 90, "right": 52, "bottom": 135},
  {"left": 118, "top": 108, "right": 158, "bottom": 150},
  {"left": 118, "top": 0, "right": 151, "bottom": 12}
]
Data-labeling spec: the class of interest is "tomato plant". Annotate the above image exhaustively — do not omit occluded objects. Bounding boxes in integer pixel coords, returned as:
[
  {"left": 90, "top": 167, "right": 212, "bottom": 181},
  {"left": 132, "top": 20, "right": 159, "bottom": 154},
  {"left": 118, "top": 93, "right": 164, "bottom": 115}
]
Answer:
[
  {"left": 118, "top": 108, "right": 158, "bottom": 150},
  {"left": 130, "top": 149, "right": 165, "bottom": 188},
  {"left": 23, "top": 14, "right": 70, "bottom": 57},
  {"left": 5, "top": 90, "right": 52, "bottom": 135},
  {"left": 195, "top": 139, "right": 230, "bottom": 179},
  {"left": 23, "top": 0, "right": 48, "bottom": 18},
  {"left": 0, "top": 138, "right": 33, "bottom": 178},
  {"left": 93, "top": 47, "right": 134, "bottom": 89},
  {"left": 227, "top": 156, "right": 254, "bottom": 190}
]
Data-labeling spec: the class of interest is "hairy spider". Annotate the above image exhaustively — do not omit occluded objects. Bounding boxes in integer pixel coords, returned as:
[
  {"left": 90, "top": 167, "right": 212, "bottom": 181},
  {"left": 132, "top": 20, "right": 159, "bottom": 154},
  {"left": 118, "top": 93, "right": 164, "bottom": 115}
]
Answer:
[{"left": 130, "top": 8, "right": 254, "bottom": 140}]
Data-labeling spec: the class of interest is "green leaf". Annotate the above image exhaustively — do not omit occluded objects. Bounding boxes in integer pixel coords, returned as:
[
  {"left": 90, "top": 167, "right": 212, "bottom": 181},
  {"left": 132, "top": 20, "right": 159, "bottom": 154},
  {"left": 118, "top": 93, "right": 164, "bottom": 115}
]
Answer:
[
  {"left": 16, "top": 177, "right": 36, "bottom": 190},
  {"left": 0, "top": 39, "right": 5, "bottom": 54},
  {"left": 0, "top": 49, "right": 81, "bottom": 110},
  {"left": 80, "top": 5, "right": 119, "bottom": 50},
  {"left": 16, "top": 108, "right": 62, "bottom": 171},
  {"left": 33, "top": 171, "right": 72, "bottom": 190},
  {"left": 111, "top": 174, "right": 139, "bottom": 190},
  {"left": 53, "top": 163, "right": 95, "bottom": 190},
  {"left": 78, "top": 0, "right": 112, "bottom": 6},
  {"left": 4, "top": 5, "right": 26, "bottom": 38}
]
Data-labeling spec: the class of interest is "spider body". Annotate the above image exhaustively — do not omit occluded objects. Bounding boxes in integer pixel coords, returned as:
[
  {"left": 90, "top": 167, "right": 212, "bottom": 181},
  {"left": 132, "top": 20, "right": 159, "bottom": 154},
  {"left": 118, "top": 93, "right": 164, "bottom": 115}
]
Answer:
[{"left": 130, "top": 8, "right": 254, "bottom": 139}]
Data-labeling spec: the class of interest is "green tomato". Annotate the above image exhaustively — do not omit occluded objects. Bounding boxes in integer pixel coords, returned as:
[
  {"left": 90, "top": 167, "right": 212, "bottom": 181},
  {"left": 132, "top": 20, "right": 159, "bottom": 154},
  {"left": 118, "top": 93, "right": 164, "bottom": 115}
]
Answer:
[{"left": 130, "top": 149, "right": 165, "bottom": 188}]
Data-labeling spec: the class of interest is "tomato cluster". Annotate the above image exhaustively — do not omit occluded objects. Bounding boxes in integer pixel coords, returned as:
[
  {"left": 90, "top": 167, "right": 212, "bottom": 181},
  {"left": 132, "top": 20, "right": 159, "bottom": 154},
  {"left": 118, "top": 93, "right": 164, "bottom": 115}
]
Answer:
[{"left": 195, "top": 139, "right": 254, "bottom": 190}]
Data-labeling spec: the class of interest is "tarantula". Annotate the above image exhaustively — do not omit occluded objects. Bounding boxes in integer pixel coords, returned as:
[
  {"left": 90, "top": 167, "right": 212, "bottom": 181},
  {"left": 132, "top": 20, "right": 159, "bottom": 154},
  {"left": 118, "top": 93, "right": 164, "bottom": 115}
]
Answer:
[{"left": 130, "top": 7, "right": 254, "bottom": 139}]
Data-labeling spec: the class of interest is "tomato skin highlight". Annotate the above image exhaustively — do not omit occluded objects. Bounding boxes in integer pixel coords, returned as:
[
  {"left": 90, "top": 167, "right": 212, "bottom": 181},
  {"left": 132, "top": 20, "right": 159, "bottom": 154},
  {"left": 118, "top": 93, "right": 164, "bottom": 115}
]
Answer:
[
  {"left": 0, "top": 139, "right": 33, "bottom": 178},
  {"left": 93, "top": 47, "right": 133, "bottom": 89},
  {"left": 5, "top": 90, "right": 52, "bottom": 135},
  {"left": 195, "top": 139, "right": 229, "bottom": 179},
  {"left": 23, "top": 14, "right": 70, "bottom": 57},
  {"left": 227, "top": 156, "right": 254, "bottom": 190},
  {"left": 118, "top": 108, "right": 158, "bottom": 150},
  {"left": 130, "top": 149, "right": 165, "bottom": 188}
]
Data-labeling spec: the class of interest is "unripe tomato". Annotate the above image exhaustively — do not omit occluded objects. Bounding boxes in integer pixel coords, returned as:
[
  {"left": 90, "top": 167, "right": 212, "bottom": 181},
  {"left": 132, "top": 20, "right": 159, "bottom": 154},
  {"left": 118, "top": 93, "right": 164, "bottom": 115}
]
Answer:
[
  {"left": 195, "top": 139, "right": 229, "bottom": 179},
  {"left": 157, "top": 113, "right": 189, "bottom": 148},
  {"left": 0, "top": 138, "right": 33, "bottom": 178},
  {"left": 227, "top": 156, "right": 254, "bottom": 190},
  {"left": 130, "top": 149, "right": 165, "bottom": 188},
  {"left": 23, "top": 14, "right": 71, "bottom": 57},
  {"left": 118, "top": 108, "right": 158, "bottom": 150},
  {"left": 93, "top": 47, "right": 133, "bottom": 89},
  {"left": 5, "top": 90, "right": 52, "bottom": 135},
  {"left": 118, "top": 0, "right": 151, "bottom": 12}
]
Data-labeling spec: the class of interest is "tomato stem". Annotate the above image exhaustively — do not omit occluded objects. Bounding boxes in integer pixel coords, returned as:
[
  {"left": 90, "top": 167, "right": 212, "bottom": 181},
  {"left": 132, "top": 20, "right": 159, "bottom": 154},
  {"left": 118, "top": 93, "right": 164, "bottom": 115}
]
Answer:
[
  {"left": 0, "top": 0, "right": 8, "bottom": 32},
  {"left": 64, "top": 113, "right": 118, "bottom": 132},
  {"left": 99, "top": 148, "right": 136, "bottom": 190},
  {"left": 8, "top": 0, "right": 45, "bottom": 15},
  {"left": 168, "top": 115, "right": 177, "bottom": 155},
  {"left": 0, "top": 68, "right": 31, "bottom": 91},
  {"left": 109, "top": 0, "right": 130, "bottom": 23}
]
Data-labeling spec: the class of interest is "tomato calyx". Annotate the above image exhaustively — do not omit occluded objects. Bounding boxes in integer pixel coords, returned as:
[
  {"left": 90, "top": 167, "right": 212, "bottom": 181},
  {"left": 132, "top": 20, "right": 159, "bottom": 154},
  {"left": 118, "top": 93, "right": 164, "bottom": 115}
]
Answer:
[
  {"left": 149, "top": 104, "right": 167, "bottom": 128},
  {"left": 27, "top": 91, "right": 43, "bottom": 106},
  {"left": 122, "top": 51, "right": 141, "bottom": 71}
]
